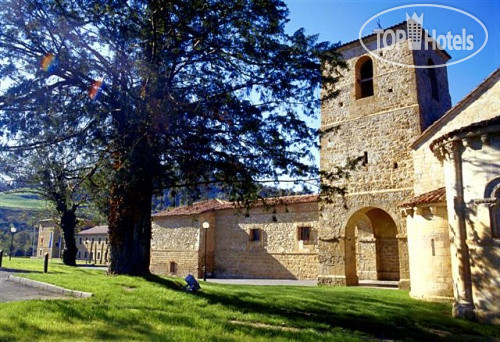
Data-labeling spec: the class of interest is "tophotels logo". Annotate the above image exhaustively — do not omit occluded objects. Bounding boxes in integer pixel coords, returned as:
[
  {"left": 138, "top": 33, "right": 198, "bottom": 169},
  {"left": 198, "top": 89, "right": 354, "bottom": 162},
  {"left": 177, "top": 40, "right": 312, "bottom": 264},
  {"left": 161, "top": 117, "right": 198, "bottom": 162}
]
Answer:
[
  {"left": 359, "top": 4, "right": 488, "bottom": 68},
  {"left": 406, "top": 13, "right": 424, "bottom": 50}
]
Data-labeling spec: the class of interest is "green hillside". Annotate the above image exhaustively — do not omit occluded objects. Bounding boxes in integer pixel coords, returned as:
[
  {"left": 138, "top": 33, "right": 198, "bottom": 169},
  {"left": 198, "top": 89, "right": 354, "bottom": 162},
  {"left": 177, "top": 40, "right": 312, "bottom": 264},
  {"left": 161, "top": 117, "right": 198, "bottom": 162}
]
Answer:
[{"left": 0, "top": 191, "right": 46, "bottom": 210}]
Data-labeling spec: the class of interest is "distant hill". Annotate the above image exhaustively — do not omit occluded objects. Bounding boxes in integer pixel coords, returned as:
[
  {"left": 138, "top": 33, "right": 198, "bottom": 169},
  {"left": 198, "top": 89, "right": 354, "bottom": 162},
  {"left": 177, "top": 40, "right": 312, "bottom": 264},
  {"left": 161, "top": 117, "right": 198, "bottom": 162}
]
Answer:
[
  {"left": 0, "top": 188, "right": 46, "bottom": 256},
  {"left": 0, "top": 190, "right": 46, "bottom": 210}
]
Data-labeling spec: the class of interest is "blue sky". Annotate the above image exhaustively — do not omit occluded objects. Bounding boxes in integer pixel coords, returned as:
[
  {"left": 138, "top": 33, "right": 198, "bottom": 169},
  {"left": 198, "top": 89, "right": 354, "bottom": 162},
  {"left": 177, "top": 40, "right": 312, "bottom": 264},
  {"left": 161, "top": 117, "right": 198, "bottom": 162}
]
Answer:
[
  {"left": 279, "top": 0, "right": 498, "bottom": 188},
  {"left": 285, "top": 0, "right": 499, "bottom": 105}
]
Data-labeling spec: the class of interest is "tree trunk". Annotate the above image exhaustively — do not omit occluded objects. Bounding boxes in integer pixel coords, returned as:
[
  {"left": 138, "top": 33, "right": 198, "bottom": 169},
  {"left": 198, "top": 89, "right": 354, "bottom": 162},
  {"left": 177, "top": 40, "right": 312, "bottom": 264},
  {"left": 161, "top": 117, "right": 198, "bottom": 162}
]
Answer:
[
  {"left": 107, "top": 147, "right": 154, "bottom": 275},
  {"left": 61, "top": 210, "right": 78, "bottom": 266}
]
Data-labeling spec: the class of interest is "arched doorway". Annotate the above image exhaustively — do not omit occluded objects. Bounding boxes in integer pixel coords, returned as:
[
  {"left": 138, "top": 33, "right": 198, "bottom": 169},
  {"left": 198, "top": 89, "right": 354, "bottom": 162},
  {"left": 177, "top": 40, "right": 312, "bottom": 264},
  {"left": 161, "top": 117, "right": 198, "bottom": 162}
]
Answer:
[{"left": 345, "top": 207, "right": 400, "bottom": 285}]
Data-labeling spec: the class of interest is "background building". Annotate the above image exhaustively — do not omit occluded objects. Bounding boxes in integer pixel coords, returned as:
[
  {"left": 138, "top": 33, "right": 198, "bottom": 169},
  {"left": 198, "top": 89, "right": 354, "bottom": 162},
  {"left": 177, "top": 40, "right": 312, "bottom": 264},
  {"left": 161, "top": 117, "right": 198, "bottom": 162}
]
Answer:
[
  {"left": 151, "top": 195, "right": 319, "bottom": 279},
  {"left": 76, "top": 225, "right": 110, "bottom": 265},
  {"left": 37, "top": 219, "right": 63, "bottom": 258}
]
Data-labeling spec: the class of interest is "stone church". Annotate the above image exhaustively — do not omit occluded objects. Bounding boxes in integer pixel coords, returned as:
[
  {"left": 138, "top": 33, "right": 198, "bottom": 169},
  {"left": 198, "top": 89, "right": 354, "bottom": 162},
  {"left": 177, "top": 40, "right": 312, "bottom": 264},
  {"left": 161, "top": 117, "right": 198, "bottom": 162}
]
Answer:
[{"left": 150, "top": 22, "right": 499, "bottom": 324}]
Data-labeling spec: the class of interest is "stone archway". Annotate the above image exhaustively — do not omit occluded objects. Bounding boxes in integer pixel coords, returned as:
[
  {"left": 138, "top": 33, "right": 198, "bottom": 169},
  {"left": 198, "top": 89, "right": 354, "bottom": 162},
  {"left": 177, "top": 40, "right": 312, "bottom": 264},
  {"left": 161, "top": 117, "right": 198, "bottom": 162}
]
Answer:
[{"left": 345, "top": 207, "right": 400, "bottom": 285}]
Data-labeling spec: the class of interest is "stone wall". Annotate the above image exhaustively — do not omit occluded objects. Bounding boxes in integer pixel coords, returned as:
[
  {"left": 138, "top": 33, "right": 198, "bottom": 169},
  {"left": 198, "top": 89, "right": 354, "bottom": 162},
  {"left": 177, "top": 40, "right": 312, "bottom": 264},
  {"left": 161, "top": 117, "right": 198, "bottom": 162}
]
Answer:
[
  {"left": 150, "top": 216, "right": 201, "bottom": 277},
  {"left": 405, "top": 205, "right": 453, "bottom": 301},
  {"left": 413, "top": 48, "right": 452, "bottom": 130},
  {"left": 150, "top": 201, "right": 319, "bottom": 280},
  {"left": 214, "top": 202, "right": 319, "bottom": 279},
  {"left": 319, "top": 30, "right": 452, "bottom": 288},
  {"left": 424, "top": 72, "right": 500, "bottom": 323},
  {"left": 459, "top": 133, "right": 500, "bottom": 324},
  {"left": 412, "top": 76, "right": 499, "bottom": 195}
]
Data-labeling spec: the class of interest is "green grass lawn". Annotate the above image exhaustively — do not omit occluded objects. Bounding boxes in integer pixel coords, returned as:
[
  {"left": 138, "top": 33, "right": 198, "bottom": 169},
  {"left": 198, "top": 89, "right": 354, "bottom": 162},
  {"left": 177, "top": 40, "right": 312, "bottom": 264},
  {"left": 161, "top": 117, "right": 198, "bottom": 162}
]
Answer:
[
  {"left": 0, "top": 191, "right": 45, "bottom": 210},
  {"left": 0, "top": 258, "right": 498, "bottom": 341}
]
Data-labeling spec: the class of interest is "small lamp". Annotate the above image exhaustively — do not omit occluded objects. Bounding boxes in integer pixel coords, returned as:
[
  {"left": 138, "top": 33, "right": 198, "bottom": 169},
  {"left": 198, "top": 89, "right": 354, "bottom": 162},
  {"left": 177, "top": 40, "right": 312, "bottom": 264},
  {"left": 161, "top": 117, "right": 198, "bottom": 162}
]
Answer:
[
  {"left": 9, "top": 225, "right": 17, "bottom": 260},
  {"left": 202, "top": 222, "right": 210, "bottom": 281}
]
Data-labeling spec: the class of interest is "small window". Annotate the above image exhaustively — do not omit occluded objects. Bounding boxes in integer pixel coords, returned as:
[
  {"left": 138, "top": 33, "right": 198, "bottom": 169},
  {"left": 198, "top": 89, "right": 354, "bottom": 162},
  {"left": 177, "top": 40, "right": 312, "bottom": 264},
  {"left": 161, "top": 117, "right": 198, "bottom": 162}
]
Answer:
[
  {"left": 78, "top": 251, "right": 81, "bottom": 258},
  {"left": 39, "top": 249, "right": 43, "bottom": 256},
  {"left": 356, "top": 57, "right": 374, "bottom": 99},
  {"left": 79, "top": 237, "right": 82, "bottom": 245},
  {"left": 431, "top": 239, "right": 435, "bottom": 256},
  {"left": 299, "top": 227, "right": 311, "bottom": 241},
  {"left": 428, "top": 59, "right": 439, "bottom": 101},
  {"left": 97, "top": 252, "right": 101, "bottom": 260},
  {"left": 98, "top": 237, "right": 101, "bottom": 244},
  {"left": 362, "top": 151, "right": 368, "bottom": 166},
  {"left": 249, "top": 228, "right": 261, "bottom": 242},
  {"left": 170, "top": 261, "right": 176, "bottom": 274},
  {"left": 84, "top": 252, "right": 88, "bottom": 258},
  {"left": 105, "top": 238, "right": 108, "bottom": 244}
]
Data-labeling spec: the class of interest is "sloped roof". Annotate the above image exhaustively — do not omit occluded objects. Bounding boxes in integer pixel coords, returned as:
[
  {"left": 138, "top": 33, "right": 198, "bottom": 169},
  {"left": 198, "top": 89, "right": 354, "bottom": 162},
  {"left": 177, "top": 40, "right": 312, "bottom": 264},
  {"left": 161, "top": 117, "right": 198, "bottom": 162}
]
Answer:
[
  {"left": 401, "top": 188, "right": 446, "bottom": 207},
  {"left": 412, "top": 68, "right": 500, "bottom": 149},
  {"left": 153, "top": 199, "right": 231, "bottom": 217},
  {"left": 430, "top": 115, "right": 500, "bottom": 152},
  {"left": 152, "top": 194, "right": 319, "bottom": 218},
  {"left": 78, "top": 225, "right": 108, "bottom": 235},
  {"left": 335, "top": 21, "right": 406, "bottom": 51}
]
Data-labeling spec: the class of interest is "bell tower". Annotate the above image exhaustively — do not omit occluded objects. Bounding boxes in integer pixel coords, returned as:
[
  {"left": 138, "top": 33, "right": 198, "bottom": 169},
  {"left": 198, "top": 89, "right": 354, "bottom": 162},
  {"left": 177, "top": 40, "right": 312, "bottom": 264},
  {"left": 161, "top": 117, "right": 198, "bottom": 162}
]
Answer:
[{"left": 318, "top": 22, "right": 452, "bottom": 288}]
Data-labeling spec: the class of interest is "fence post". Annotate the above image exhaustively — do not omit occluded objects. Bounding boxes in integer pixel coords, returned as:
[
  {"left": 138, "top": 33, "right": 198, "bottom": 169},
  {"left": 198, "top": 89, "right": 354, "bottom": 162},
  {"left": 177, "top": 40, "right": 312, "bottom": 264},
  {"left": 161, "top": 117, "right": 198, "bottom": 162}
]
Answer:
[
  {"left": 44, "top": 253, "right": 49, "bottom": 273},
  {"left": 0, "top": 250, "right": 3, "bottom": 268}
]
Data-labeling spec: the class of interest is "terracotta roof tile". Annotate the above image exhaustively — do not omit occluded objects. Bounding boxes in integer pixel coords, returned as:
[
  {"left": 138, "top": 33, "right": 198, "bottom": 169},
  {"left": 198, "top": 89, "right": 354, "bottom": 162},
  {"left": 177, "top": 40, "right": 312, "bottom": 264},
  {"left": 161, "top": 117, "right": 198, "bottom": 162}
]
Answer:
[
  {"left": 78, "top": 225, "right": 108, "bottom": 235},
  {"left": 152, "top": 194, "right": 319, "bottom": 218},
  {"left": 152, "top": 199, "right": 231, "bottom": 217},
  {"left": 401, "top": 188, "right": 446, "bottom": 207}
]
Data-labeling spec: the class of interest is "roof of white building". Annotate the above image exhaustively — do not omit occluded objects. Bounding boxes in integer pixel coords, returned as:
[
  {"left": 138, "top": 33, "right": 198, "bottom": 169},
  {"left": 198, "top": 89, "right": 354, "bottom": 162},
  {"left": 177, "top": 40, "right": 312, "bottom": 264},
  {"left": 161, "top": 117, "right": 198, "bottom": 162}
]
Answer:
[{"left": 78, "top": 225, "right": 108, "bottom": 236}]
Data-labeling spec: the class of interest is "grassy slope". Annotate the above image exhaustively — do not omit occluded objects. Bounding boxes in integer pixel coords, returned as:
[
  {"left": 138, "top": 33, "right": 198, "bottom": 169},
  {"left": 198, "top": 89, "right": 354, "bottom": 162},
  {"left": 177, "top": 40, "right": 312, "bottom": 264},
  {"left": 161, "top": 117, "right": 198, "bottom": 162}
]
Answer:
[
  {"left": 0, "top": 191, "right": 45, "bottom": 210},
  {"left": 0, "top": 258, "right": 498, "bottom": 341}
]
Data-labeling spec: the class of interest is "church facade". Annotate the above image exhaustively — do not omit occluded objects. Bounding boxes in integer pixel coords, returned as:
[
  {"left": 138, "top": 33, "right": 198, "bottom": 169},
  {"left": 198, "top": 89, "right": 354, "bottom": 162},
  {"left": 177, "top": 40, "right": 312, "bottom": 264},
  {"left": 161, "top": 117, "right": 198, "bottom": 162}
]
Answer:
[{"left": 150, "top": 22, "right": 499, "bottom": 324}]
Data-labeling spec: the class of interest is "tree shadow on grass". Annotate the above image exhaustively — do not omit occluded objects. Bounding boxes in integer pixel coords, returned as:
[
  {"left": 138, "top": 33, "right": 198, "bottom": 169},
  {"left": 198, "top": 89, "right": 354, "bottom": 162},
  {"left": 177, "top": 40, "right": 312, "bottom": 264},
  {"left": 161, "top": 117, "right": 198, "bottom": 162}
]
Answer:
[
  {"left": 4, "top": 296, "right": 196, "bottom": 340},
  {"left": 192, "top": 288, "right": 495, "bottom": 341},
  {"left": 142, "top": 273, "right": 185, "bottom": 292}
]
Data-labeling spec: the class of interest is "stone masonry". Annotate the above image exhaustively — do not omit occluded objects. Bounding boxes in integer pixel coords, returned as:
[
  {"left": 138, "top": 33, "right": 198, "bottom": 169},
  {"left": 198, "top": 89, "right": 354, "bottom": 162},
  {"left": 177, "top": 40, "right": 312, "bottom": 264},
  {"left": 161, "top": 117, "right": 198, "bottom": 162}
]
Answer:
[
  {"left": 318, "top": 23, "right": 451, "bottom": 288},
  {"left": 151, "top": 196, "right": 319, "bottom": 279}
]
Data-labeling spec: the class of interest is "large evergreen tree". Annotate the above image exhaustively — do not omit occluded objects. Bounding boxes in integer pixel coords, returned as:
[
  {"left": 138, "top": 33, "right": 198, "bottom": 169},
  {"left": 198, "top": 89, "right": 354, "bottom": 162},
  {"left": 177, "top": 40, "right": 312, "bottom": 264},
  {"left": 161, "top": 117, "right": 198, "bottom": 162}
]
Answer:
[{"left": 0, "top": 0, "right": 344, "bottom": 274}]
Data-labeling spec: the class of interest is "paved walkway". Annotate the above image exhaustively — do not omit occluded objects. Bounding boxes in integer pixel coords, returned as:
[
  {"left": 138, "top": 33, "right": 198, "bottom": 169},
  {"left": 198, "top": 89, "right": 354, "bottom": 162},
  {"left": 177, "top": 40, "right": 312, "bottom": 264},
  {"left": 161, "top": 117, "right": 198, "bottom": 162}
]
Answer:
[{"left": 0, "top": 268, "right": 67, "bottom": 302}]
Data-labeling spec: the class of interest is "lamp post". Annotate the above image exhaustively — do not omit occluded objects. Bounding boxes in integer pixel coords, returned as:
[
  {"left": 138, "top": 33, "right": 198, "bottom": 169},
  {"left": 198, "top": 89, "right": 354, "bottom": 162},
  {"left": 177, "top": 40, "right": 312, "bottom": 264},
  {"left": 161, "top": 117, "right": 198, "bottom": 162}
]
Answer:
[
  {"left": 9, "top": 225, "right": 17, "bottom": 261},
  {"left": 202, "top": 221, "right": 210, "bottom": 281}
]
